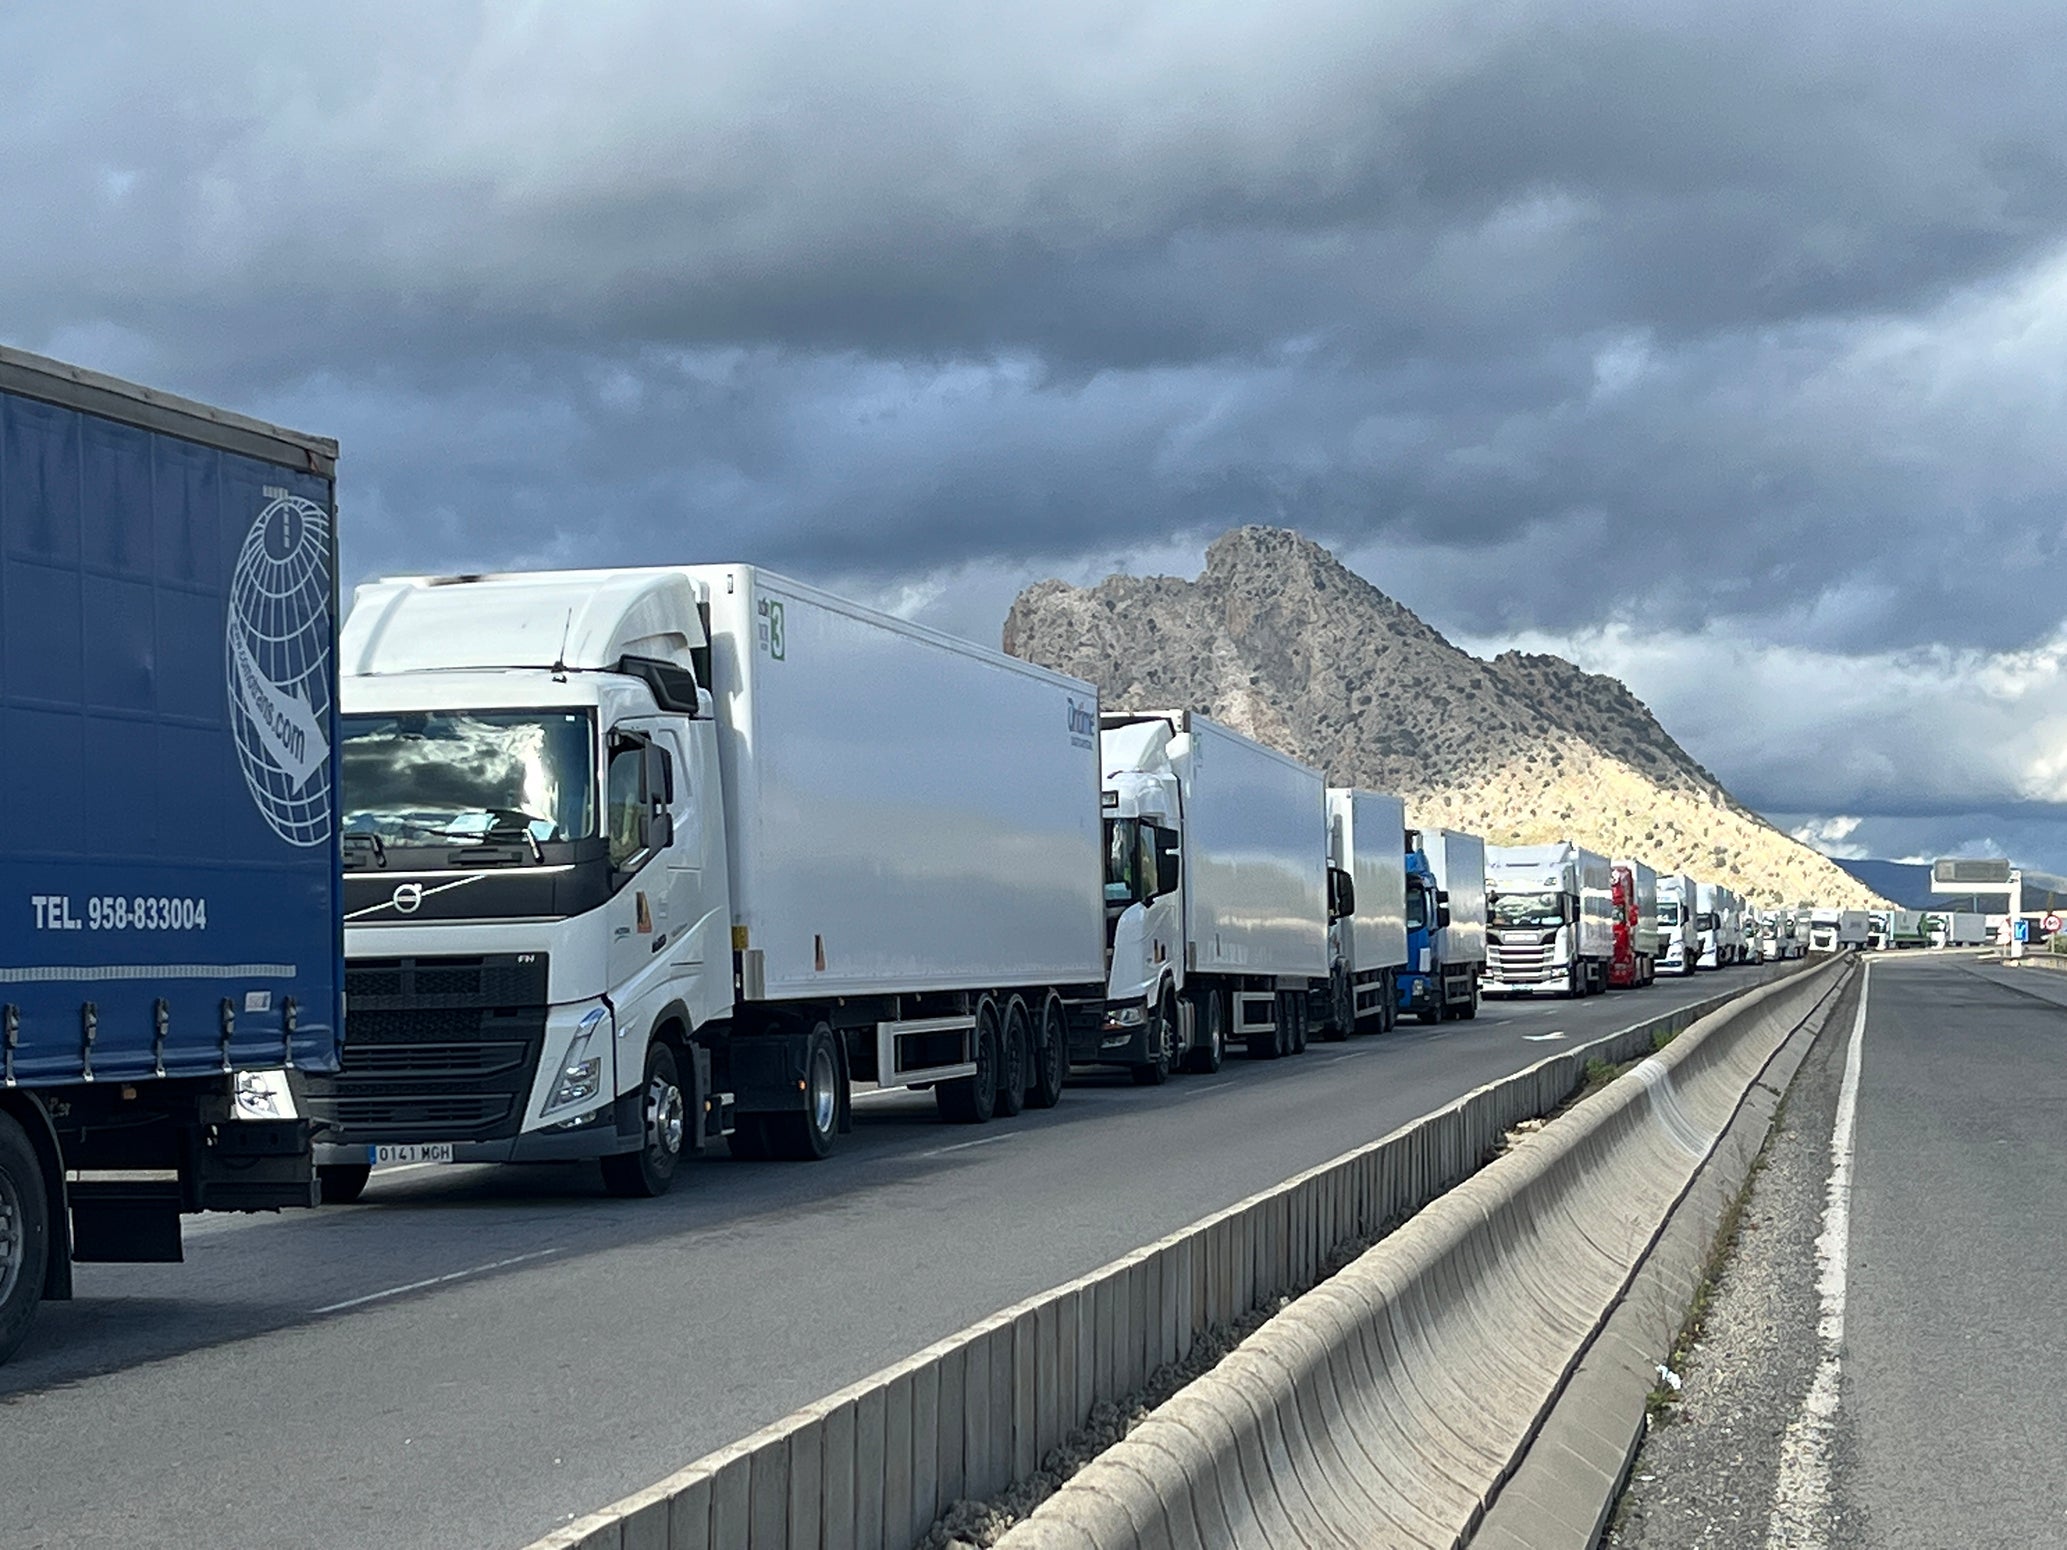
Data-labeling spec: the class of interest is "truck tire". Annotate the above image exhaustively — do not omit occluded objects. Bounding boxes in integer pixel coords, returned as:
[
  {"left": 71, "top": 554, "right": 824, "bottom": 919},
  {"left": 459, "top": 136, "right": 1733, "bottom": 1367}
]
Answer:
[
  {"left": 1565, "top": 963, "right": 1583, "bottom": 999},
  {"left": 0, "top": 1112, "right": 50, "bottom": 1366},
  {"left": 1378, "top": 970, "right": 1398, "bottom": 1034},
  {"left": 1130, "top": 988, "right": 1176, "bottom": 1086},
  {"left": 318, "top": 1164, "right": 372, "bottom": 1205},
  {"left": 1023, "top": 995, "right": 1068, "bottom": 1110},
  {"left": 1184, "top": 990, "right": 1226, "bottom": 1074},
  {"left": 1322, "top": 972, "right": 1352, "bottom": 1042},
  {"left": 938, "top": 1006, "right": 1001, "bottom": 1123},
  {"left": 995, "top": 999, "right": 1031, "bottom": 1118},
  {"left": 1456, "top": 979, "right": 1480, "bottom": 1020},
  {"left": 1289, "top": 996, "right": 1309, "bottom": 1054},
  {"left": 766, "top": 1025, "right": 842, "bottom": 1160},
  {"left": 601, "top": 1041, "right": 687, "bottom": 1197}
]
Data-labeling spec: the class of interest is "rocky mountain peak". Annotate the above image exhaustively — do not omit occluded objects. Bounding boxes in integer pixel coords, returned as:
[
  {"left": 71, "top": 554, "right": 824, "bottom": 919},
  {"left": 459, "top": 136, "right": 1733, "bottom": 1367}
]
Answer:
[{"left": 1003, "top": 527, "right": 1882, "bottom": 910}]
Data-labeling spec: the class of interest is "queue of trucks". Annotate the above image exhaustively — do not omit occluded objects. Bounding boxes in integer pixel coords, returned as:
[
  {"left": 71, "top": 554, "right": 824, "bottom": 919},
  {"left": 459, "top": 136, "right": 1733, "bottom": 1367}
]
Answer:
[{"left": 0, "top": 347, "right": 1892, "bottom": 1362}]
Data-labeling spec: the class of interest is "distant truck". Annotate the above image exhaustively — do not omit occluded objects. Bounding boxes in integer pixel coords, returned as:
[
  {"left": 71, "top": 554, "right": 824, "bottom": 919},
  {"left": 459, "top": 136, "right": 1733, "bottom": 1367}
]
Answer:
[
  {"left": 1399, "top": 829, "right": 1487, "bottom": 1022},
  {"left": 1695, "top": 881, "right": 1742, "bottom": 969},
  {"left": 1868, "top": 910, "right": 1929, "bottom": 951},
  {"left": 1741, "top": 909, "right": 1766, "bottom": 965},
  {"left": 1655, "top": 874, "right": 1698, "bottom": 975},
  {"left": 1808, "top": 909, "right": 1872, "bottom": 952},
  {"left": 1608, "top": 859, "right": 1659, "bottom": 988},
  {"left": 301, "top": 565, "right": 1109, "bottom": 1199},
  {"left": 1928, "top": 912, "right": 1990, "bottom": 949},
  {"left": 1098, "top": 711, "right": 1328, "bottom": 1075},
  {"left": 0, "top": 348, "right": 341, "bottom": 1362},
  {"left": 1320, "top": 789, "right": 1408, "bottom": 1037},
  {"left": 1484, "top": 842, "right": 1615, "bottom": 997}
]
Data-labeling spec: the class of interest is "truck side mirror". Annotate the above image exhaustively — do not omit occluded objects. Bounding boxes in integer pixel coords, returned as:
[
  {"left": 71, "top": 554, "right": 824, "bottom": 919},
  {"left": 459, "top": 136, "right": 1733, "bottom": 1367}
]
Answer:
[
  {"left": 1328, "top": 866, "right": 1356, "bottom": 920},
  {"left": 1436, "top": 902, "right": 1453, "bottom": 929},
  {"left": 1154, "top": 829, "right": 1182, "bottom": 895}
]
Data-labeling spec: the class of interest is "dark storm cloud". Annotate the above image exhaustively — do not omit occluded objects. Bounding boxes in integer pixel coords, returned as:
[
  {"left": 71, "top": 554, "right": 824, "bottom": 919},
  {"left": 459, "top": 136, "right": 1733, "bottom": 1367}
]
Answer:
[{"left": 6, "top": 0, "right": 2067, "bottom": 862}]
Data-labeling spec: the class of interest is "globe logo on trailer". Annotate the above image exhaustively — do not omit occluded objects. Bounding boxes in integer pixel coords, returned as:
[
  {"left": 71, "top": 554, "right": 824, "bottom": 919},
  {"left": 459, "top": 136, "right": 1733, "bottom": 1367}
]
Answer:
[{"left": 225, "top": 494, "right": 333, "bottom": 848}]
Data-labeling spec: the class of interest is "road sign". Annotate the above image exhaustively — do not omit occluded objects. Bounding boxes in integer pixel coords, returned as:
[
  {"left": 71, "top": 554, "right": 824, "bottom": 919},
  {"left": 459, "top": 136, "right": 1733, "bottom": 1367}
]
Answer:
[
  {"left": 2045, "top": 914, "right": 2063, "bottom": 933},
  {"left": 2015, "top": 919, "right": 2031, "bottom": 942}
]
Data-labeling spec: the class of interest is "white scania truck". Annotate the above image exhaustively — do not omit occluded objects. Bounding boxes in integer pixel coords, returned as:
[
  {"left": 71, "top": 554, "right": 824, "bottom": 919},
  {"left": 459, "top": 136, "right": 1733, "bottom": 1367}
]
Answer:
[
  {"left": 1322, "top": 788, "right": 1409, "bottom": 1036},
  {"left": 1095, "top": 712, "right": 1329, "bottom": 1078},
  {"left": 1808, "top": 909, "right": 1871, "bottom": 952},
  {"left": 1695, "top": 880, "right": 1742, "bottom": 968},
  {"left": 1655, "top": 873, "right": 1698, "bottom": 975},
  {"left": 301, "top": 566, "right": 1109, "bottom": 1198},
  {"left": 1483, "top": 842, "right": 1615, "bottom": 997}
]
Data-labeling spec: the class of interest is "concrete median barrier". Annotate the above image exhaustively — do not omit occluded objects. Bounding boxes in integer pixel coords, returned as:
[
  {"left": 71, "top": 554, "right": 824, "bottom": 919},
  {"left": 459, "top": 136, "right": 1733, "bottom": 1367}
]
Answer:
[
  {"left": 525, "top": 976, "right": 1789, "bottom": 1550},
  {"left": 996, "top": 956, "right": 1851, "bottom": 1550}
]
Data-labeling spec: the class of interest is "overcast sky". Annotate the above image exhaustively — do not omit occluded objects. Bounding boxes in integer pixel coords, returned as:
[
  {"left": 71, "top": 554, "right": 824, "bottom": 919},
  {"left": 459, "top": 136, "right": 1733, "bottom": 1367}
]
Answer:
[{"left": 7, "top": 1, "right": 2065, "bottom": 870}]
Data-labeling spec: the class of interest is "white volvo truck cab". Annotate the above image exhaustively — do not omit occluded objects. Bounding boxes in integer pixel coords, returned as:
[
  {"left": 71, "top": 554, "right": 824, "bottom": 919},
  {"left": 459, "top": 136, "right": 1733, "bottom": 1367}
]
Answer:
[{"left": 311, "top": 573, "right": 737, "bottom": 1200}]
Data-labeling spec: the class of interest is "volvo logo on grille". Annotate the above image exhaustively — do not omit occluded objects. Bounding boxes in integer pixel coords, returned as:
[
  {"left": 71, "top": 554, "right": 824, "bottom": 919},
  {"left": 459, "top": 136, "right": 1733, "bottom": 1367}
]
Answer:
[{"left": 392, "top": 882, "right": 425, "bottom": 915}]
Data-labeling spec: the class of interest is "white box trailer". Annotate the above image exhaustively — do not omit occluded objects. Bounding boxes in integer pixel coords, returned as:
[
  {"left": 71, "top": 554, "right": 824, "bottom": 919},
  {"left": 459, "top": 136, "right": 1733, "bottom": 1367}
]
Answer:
[
  {"left": 1484, "top": 842, "right": 1615, "bottom": 996},
  {"left": 705, "top": 571, "right": 1107, "bottom": 1003},
  {"left": 1097, "top": 711, "right": 1328, "bottom": 1076},
  {"left": 305, "top": 564, "right": 1109, "bottom": 1196},
  {"left": 1324, "top": 788, "right": 1409, "bottom": 1034},
  {"left": 1930, "top": 911, "right": 1990, "bottom": 948}
]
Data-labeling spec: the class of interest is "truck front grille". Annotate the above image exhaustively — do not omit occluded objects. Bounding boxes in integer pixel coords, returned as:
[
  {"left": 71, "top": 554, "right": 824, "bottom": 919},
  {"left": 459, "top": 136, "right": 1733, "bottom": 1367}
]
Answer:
[{"left": 305, "top": 954, "right": 550, "bottom": 1144}]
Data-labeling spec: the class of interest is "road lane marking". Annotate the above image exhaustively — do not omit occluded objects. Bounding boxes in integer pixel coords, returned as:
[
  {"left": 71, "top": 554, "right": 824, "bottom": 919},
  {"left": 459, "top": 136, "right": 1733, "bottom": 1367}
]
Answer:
[
  {"left": 1766, "top": 961, "right": 1870, "bottom": 1549},
  {"left": 1522, "top": 1031, "right": 1567, "bottom": 1042},
  {"left": 1184, "top": 1079, "right": 1238, "bottom": 1094},
  {"left": 312, "top": 1249, "right": 563, "bottom": 1315},
  {"left": 918, "top": 1134, "right": 1016, "bottom": 1159}
]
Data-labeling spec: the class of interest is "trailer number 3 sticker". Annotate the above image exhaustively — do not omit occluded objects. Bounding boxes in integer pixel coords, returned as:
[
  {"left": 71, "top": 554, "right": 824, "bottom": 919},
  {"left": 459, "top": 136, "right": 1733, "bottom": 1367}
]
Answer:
[{"left": 760, "top": 599, "right": 786, "bottom": 660}]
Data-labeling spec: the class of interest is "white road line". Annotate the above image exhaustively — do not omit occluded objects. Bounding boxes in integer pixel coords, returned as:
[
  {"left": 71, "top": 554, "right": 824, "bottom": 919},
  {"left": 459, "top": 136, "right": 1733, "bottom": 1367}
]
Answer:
[
  {"left": 1766, "top": 960, "right": 1870, "bottom": 1549},
  {"left": 1522, "top": 1030, "right": 1567, "bottom": 1042},
  {"left": 918, "top": 1133, "right": 1016, "bottom": 1159},
  {"left": 312, "top": 1248, "right": 563, "bottom": 1316},
  {"left": 1186, "top": 1079, "right": 1238, "bottom": 1094}
]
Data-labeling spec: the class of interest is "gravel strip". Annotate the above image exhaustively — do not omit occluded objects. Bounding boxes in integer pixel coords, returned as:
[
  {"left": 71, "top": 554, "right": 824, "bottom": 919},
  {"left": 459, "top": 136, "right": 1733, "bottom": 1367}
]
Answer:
[{"left": 1605, "top": 974, "right": 1861, "bottom": 1549}]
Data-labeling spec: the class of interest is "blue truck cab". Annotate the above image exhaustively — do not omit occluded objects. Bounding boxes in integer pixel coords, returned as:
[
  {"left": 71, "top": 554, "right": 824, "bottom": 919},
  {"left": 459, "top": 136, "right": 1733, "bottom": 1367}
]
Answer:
[
  {"left": 0, "top": 347, "right": 342, "bottom": 1362},
  {"left": 1397, "top": 828, "right": 1488, "bottom": 1024}
]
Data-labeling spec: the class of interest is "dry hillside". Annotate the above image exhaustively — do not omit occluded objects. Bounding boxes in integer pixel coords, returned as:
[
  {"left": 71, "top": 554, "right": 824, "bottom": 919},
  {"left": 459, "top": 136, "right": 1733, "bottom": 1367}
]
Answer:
[{"left": 1002, "top": 526, "right": 1883, "bottom": 910}]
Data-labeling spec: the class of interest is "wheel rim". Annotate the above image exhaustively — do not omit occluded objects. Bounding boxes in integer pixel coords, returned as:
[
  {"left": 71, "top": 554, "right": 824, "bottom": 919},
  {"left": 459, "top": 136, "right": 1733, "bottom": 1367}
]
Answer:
[
  {"left": 649, "top": 1073, "right": 685, "bottom": 1157},
  {"left": 1040, "top": 1009, "right": 1064, "bottom": 1089},
  {"left": 0, "top": 1166, "right": 22, "bottom": 1309},
  {"left": 808, "top": 1043, "right": 839, "bottom": 1134}
]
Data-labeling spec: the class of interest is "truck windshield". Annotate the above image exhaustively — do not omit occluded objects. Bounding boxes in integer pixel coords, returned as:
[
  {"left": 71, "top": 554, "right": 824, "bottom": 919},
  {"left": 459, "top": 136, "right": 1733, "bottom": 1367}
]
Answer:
[
  {"left": 1490, "top": 891, "right": 1563, "bottom": 929},
  {"left": 1406, "top": 884, "right": 1429, "bottom": 932},
  {"left": 1659, "top": 901, "right": 1680, "bottom": 926},
  {"left": 341, "top": 710, "right": 596, "bottom": 846}
]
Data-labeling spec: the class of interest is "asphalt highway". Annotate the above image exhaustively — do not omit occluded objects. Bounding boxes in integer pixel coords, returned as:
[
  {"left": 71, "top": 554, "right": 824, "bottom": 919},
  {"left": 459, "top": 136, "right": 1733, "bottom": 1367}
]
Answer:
[
  {"left": 0, "top": 963, "right": 1793, "bottom": 1550},
  {"left": 1835, "top": 955, "right": 2067, "bottom": 1546}
]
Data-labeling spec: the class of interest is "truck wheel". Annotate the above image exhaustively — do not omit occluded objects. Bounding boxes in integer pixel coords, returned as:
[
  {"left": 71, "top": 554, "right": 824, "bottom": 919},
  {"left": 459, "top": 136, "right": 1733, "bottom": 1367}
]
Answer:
[
  {"left": 996, "top": 999, "right": 1031, "bottom": 1117},
  {"left": 1377, "top": 971, "right": 1398, "bottom": 1034},
  {"left": 1184, "top": 990, "right": 1226, "bottom": 1074},
  {"left": 767, "top": 1025, "right": 842, "bottom": 1160},
  {"left": 1131, "top": 989, "right": 1176, "bottom": 1086},
  {"left": 601, "top": 1041, "right": 686, "bottom": 1197},
  {"left": 0, "top": 1112, "right": 51, "bottom": 1366},
  {"left": 1565, "top": 963, "right": 1583, "bottom": 999},
  {"left": 938, "top": 1006, "right": 1001, "bottom": 1123},
  {"left": 1323, "top": 973, "right": 1352, "bottom": 1042},
  {"left": 1457, "top": 980, "right": 1480, "bottom": 1020},
  {"left": 1023, "top": 995, "right": 1068, "bottom": 1110},
  {"left": 318, "top": 1164, "right": 372, "bottom": 1205},
  {"left": 1290, "top": 996, "right": 1309, "bottom": 1054}
]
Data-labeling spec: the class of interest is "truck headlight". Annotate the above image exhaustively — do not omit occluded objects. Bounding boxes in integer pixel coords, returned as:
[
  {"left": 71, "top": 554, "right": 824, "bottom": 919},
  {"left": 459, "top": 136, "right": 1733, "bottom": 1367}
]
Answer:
[
  {"left": 1110, "top": 1005, "right": 1147, "bottom": 1027},
  {"left": 545, "top": 1006, "right": 611, "bottom": 1113}
]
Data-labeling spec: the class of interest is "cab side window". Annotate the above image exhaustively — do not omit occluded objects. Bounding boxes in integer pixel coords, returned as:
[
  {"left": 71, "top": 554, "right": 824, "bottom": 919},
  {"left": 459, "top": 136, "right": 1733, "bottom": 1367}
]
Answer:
[{"left": 607, "top": 736, "right": 651, "bottom": 872}]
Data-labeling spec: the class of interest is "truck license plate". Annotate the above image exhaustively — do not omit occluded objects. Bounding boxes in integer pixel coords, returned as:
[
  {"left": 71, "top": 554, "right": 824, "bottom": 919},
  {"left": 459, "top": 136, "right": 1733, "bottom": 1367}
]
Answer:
[{"left": 367, "top": 1143, "right": 455, "bottom": 1166}]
